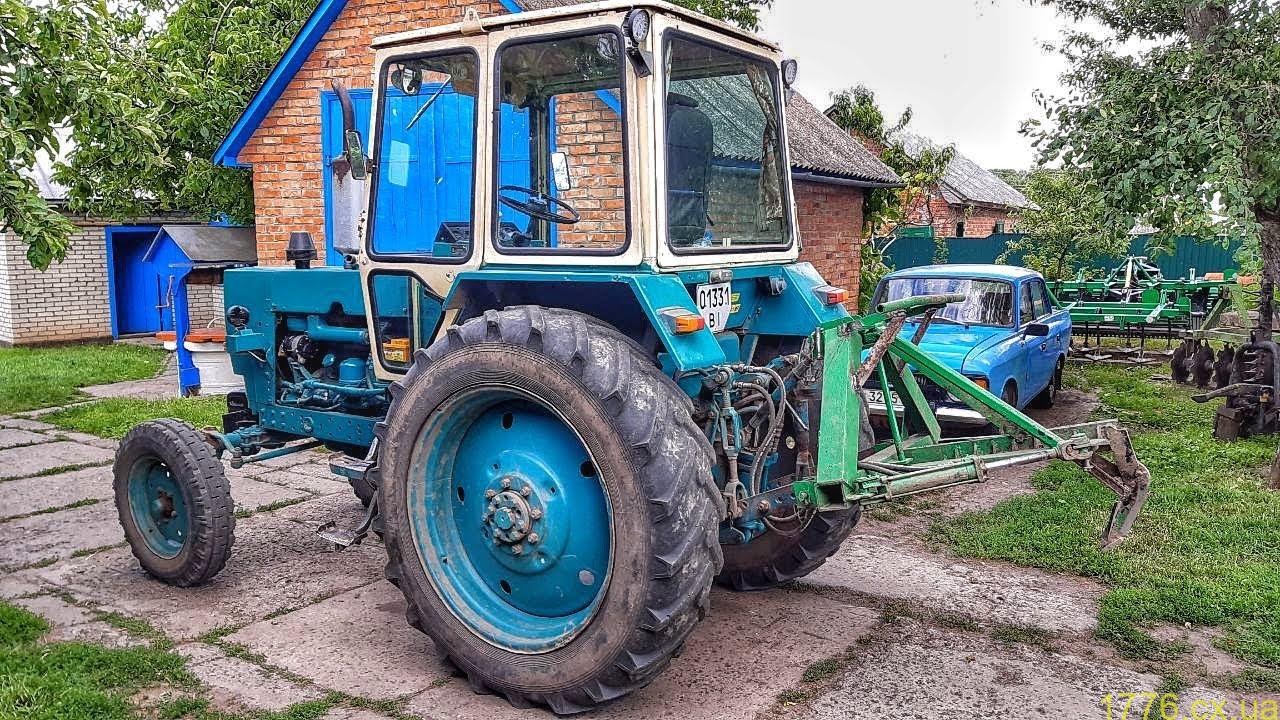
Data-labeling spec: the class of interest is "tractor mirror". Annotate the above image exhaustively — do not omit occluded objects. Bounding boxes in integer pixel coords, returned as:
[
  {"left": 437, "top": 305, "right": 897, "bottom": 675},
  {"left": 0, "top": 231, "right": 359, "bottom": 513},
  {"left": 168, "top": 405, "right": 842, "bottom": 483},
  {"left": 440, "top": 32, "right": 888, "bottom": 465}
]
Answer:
[
  {"left": 551, "top": 152, "right": 573, "bottom": 192},
  {"left": 332, "top": 80, "right": 368, "bottom": 181},
  {"left": 1025, "top": 323, "right": 1050, "bottom": 337},
  {"left": 390, "top": 66, "right": 423, "bottom": 95}
]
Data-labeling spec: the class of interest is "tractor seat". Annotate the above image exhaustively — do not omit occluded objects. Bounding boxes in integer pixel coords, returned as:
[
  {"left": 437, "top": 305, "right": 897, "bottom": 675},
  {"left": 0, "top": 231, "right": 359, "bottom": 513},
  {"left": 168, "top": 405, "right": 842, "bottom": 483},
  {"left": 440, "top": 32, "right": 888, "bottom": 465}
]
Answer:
[{"left": 666, "top": 92, "right": 714, "bottom": 247}]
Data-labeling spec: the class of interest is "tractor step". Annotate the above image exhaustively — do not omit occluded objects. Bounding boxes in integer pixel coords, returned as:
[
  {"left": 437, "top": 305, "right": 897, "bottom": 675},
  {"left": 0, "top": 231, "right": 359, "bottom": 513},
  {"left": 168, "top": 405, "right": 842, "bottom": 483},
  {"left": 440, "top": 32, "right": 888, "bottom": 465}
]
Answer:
[
  {"left": 328, "top": 453, "right": 372, "bottom": 482},
  {"left": 316, "top": 494, "right": 380, "bottom": 549}
]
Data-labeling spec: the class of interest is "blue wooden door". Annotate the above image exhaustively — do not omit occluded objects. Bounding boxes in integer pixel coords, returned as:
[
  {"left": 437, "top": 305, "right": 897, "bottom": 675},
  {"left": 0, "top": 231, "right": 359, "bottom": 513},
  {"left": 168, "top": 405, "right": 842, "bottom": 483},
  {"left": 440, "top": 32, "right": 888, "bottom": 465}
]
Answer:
[
  {"left": 323, "top": 88, "right": 532, "bottom": 259},
  {"left": 108, "top": 227, "right": 169, "bottom": 335}
]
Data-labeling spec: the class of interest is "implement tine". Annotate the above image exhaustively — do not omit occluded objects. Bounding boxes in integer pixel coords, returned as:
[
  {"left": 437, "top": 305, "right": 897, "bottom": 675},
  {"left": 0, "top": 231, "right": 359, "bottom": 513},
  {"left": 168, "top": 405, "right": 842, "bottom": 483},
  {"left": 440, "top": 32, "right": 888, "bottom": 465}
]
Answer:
[{"left": 1086, "top": 425, "right": 1151, "bottom": 549}]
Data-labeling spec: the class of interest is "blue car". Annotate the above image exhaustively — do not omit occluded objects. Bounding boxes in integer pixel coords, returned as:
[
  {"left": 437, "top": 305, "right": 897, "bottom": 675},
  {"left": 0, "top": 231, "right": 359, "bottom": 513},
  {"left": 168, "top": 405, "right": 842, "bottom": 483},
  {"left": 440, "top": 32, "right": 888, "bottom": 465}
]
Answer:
[{"left": 867, "top": 264, "right": 1072, "bottom": 425}]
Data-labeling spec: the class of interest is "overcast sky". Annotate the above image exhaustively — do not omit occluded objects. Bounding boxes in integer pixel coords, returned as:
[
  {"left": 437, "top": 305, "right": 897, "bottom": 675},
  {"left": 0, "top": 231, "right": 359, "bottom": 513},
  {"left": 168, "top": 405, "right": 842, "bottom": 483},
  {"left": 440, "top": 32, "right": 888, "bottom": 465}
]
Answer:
[{"left": 759, "top": 0, "right": 1074, "bottom": 170}]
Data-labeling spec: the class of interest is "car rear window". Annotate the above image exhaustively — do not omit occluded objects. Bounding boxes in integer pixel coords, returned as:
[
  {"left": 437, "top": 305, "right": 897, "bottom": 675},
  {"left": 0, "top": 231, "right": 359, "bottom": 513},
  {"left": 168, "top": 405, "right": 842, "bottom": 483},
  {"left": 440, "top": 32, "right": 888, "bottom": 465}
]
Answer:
[{"left": 878, "top": 277, "right": 1015, "bottom": 328}]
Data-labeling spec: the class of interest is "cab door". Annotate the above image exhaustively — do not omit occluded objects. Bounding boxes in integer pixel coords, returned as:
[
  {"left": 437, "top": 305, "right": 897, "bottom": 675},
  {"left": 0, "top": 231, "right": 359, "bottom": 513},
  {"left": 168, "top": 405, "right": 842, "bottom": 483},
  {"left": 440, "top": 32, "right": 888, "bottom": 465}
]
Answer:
[{"left": 1022, "top": 278, "right": 1062, "bottom": 397}]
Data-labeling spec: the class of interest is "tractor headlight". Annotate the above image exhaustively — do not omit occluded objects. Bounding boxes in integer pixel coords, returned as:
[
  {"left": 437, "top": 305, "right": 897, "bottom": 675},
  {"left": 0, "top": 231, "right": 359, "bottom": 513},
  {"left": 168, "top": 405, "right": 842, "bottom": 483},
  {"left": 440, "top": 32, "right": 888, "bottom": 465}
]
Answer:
[
  {"left": 781, "top": 59, "right": 799, "bottom": 87},
  {"left": 624, "top": 9, "right": 651, "bottom": 44}
]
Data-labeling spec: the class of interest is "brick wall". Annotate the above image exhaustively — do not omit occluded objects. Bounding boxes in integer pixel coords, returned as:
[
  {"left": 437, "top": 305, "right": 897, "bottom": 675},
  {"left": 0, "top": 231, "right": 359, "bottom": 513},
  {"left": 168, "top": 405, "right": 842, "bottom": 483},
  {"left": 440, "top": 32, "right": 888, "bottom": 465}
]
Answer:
[
  {"left": 908, "top": 192, "right": 1018, "bottom": 238},
  {"left": 554, "top": 93, "right": 626, "bottom": 249},
  {"left": 239, "top": 0, "right": 511, "bottom": 265},
  {"left": 187, "top": 281, "right": 225, "bottom": 329},
  {"left": 0, "top": 217, "right": 114, "bottom": 346},
  {"left": 795, "top": 180, "right": 864, "bottom": 307}
]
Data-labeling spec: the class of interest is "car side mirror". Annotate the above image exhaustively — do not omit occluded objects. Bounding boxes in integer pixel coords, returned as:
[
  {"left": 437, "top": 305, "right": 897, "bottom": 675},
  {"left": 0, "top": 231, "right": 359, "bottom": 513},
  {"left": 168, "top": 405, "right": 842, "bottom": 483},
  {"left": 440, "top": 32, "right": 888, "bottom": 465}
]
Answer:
[{"left": 1025, "top": 322, "right": 1050, "bottom": 337}]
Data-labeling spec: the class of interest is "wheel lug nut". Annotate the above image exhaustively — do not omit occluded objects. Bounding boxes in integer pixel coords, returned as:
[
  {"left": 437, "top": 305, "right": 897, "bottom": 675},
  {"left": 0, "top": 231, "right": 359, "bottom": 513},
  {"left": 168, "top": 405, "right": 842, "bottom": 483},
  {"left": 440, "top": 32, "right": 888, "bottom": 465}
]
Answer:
[
  {"left": 520, "top": 485, "right": 531, "bottom": 497},
  {"left": 511, "top": 544, "right": 523, "bottom": 555},
  {"left": 485, "top": 489, "right": 497, "bottom": 499},
  {"left": 501, "top": 478, "right": 511, "bottom": 489},
  {"left": 528, "top": 533, "right": 540, "bottom": 544},
  {"left": 530, "top": 508, "right": 543, "bottom": 520}
]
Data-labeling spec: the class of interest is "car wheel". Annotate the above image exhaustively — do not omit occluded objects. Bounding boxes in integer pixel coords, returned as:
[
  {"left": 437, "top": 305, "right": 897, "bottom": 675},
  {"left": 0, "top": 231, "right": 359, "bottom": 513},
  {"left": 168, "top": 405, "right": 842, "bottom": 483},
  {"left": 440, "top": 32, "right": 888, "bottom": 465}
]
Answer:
[{"left": 1029, "top": 361, "right": 1062, "bottom": 409}]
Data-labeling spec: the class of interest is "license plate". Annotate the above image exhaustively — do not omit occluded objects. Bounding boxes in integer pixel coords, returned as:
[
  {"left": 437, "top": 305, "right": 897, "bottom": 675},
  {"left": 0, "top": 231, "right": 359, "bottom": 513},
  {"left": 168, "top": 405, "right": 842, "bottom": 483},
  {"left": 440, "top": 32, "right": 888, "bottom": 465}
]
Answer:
[
  {"left": 865, "top": 389, "right": 904, "bottom": 410},
  {"left": 695, "top": 281, "right": 732, "bottom": 333}
]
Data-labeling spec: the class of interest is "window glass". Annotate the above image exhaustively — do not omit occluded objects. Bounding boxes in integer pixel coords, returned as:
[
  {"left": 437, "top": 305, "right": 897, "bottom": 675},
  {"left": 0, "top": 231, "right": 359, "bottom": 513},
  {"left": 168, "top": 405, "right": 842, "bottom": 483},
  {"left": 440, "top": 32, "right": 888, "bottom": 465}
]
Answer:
[
  {"left": 663, "top": 35, "right": 789, "bottom": 251},
  {"left": 494, "top": 32, "right": 627, "bottom": 252},
  {"left": 879, "top": 277, "right": 1015, "bottom": 327},
  {"left": 1031, "top": 280, "right": 1051, "bottom": 319},
  {"left": 370, "top": 274, "right": 443, "bottom": 371},
  {"left": 370, "top": 52, "right": 479, "bottom": 258},
  {"left": 1020, "top": 284, "right": 1035, "bottom": 325}
]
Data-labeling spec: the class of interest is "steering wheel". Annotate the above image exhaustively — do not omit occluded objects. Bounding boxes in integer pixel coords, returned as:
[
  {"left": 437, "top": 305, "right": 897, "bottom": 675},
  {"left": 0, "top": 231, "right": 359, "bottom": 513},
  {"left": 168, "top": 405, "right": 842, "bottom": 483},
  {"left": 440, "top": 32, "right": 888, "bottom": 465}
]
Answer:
[{"left": 497, "top": 185, "right": 581, "bottom": 225}]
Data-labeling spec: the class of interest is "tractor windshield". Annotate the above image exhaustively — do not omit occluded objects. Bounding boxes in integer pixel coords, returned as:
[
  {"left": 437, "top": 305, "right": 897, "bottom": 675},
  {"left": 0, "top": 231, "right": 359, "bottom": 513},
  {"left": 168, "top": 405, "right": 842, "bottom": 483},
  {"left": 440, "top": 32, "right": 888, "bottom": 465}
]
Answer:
[
  {"left": 663, "top": 35, "right": 790, "bottom": 252},
  {"left": 493, "top": 30, "right": 629, "bottom": 254}
]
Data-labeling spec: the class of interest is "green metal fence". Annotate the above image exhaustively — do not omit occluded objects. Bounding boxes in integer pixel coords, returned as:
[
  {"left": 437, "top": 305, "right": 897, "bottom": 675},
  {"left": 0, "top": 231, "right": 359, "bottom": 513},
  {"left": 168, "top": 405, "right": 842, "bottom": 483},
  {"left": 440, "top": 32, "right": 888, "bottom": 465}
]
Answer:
[{"left": 882, "top": 233, "right": 1241, "bottom": 279}]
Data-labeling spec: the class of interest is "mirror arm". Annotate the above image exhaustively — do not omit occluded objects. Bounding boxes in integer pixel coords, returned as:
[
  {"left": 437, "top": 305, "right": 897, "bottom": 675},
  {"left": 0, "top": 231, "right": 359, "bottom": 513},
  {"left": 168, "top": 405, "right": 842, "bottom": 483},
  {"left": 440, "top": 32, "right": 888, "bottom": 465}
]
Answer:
[{"left": 332, "top": 80, "right": 369, "bottom": 181}]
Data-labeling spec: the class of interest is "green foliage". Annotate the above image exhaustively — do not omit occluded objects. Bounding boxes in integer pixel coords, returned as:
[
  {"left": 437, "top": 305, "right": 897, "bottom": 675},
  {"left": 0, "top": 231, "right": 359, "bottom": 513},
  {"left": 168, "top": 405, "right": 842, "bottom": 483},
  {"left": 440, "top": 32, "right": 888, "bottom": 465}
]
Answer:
[
  {"left": 827, "top": 85, "right": 954, "bottom": 238},
  {"left": 0, "top": 601, "right": 191, "bottom": 720},
  {"left": 932, "top": 364, "right": 1280, "bottom": 668},
  {"left": 43, "top": 395, "right": 229, "bottom": 439},
  {"left": 1025, "top": 0, "right": 1280, "bottom": 278},
  {"left": 999, "top": 169, "right": 1130, "bottom": 280},
  {"left": 0, "top": 343, "right": 167, "bottom": 414},
  {"left": 670, "top": 0, "right": 771, "bottom": 30}
]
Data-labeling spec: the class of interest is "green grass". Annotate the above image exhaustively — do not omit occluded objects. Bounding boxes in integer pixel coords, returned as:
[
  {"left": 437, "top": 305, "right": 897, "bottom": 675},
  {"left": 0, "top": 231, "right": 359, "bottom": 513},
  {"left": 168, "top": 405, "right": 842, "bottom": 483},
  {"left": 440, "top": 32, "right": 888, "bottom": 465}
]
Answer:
[
  {"left": 0, "top": 343, "right": 166, "bottom": 414},
  {"left": 930, "top": 364, "right": 1280, "bottom": 667},
  {"left": 0, "top": 601, "right": 192, "bottom": 720},
  {"left": 42, "top": 396, "right": 228, "bottom": 439}
]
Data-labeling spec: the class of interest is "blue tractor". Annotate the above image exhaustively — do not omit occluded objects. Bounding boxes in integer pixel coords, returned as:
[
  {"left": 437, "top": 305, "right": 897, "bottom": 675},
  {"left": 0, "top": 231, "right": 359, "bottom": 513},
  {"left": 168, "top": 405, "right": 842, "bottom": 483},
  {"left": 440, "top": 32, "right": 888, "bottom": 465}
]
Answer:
[{"left": 112, "top": 2, "right": 1151, "bottom": 713}]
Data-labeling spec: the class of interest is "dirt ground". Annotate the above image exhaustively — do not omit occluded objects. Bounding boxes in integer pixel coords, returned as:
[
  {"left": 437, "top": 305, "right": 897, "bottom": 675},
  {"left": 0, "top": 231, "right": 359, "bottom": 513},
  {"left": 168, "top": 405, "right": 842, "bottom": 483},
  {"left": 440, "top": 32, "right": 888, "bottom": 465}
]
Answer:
[{"left": 3, "top": 385, "right": 1276, "bottom": 719}]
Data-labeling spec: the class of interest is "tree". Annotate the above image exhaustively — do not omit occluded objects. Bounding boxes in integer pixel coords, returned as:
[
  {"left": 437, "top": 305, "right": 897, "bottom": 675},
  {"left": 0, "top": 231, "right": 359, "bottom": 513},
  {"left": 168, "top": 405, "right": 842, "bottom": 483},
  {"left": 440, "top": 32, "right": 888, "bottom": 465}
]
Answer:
[
  {"left": 999, "top": 169, "right": 1129, "bottom": 280},
  {"left": 827, "top": 85, "right": 955, "bottom": 306},
  {"left": 0, "top": 0, "right": 164, "bottom": 269},
  {"left": 1025, "top": 0, "right": 1280, "bottom": 335},
  {"left": 673, "top": 0, "right": 771, "bottom": 29}
]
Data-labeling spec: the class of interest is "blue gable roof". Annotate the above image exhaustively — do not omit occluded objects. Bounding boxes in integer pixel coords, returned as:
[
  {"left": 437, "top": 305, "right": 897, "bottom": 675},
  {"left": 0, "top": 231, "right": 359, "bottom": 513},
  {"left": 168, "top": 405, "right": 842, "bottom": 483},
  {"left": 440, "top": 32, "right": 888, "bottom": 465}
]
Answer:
[{"left": 213, "top": 0, "right": 523, "bottom": 168}]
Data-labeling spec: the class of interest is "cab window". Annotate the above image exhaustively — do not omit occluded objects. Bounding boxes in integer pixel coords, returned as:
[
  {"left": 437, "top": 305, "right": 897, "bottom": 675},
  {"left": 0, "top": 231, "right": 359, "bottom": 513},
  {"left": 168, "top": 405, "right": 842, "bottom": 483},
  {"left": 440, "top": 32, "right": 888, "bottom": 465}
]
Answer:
[
  {"left": 663, "top": 34, "right": 790, "bottom": 252},
  {"left": 1020, "top": 284, "right": 1035, "bottom": 326},
  {"left": 1031, "top": 280, "right": 1051, "bottom": 319},
  {"left": 369, "top": 51, "right": 480, "bottom": 260},
  {"left": 493, "top": 31, "right": 628, "bottom": 253}
]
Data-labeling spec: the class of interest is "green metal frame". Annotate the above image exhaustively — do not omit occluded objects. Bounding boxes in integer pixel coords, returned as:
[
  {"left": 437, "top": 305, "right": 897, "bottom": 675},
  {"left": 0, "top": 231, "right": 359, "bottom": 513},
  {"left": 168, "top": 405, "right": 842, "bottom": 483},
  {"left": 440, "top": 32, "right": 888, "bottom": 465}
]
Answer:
[{"left": 799, "top": 293, "right": 1151, "bottom": 548}]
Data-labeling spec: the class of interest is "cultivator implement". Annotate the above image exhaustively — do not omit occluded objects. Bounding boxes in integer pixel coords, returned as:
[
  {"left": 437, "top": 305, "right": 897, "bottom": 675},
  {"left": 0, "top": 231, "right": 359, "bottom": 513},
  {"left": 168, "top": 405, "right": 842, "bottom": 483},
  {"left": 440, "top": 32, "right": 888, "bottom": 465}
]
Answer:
[
  {"left": 1051, "top": 256, "right": 1236, "bottom": 363},
  {"left": 805, "top": 294, "right": 1151, "bottom": 548}
]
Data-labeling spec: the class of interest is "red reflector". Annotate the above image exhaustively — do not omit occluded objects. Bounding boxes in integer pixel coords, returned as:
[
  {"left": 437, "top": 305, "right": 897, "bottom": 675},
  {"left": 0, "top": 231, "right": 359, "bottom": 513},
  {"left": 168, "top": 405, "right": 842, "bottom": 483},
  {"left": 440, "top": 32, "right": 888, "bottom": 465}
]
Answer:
[
  {"left": 659, "top": 308, "right": 706, "bottom": 334},
  {"left": 814, "top": 285, "right": 848, "bottom": 305}
]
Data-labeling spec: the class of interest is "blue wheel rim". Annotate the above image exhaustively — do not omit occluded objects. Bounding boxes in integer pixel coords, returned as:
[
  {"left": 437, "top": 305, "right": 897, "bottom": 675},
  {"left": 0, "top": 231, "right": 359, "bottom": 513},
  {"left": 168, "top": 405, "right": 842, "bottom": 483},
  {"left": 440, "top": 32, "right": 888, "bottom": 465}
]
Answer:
[
  {"left": 407, "top": 389, "right": 612, "bottom": 653},
  {"left": 126, "top": 457, "right": 190, "bottom": 559}
]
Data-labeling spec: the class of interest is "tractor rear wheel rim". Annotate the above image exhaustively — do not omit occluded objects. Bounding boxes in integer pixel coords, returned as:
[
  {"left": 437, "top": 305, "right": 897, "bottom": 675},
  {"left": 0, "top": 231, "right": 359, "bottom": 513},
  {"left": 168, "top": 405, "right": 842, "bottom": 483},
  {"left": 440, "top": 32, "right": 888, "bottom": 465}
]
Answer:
[
  {"left": 408, "top": 388, "right": 612, "bottom": 653},
  {"left": 126, "top": 457, "right": 189, "bottom": 559}
]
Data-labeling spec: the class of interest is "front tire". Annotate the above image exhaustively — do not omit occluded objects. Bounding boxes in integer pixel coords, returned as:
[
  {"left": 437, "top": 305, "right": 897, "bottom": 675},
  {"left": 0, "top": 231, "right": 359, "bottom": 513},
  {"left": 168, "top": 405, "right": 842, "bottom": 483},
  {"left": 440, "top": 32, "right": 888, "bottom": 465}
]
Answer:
[
  {"left": 113, "top": 419, "right": 234, "bottom": 586},
  {"left": 1029, "top": 361, "right": 1062, "bottom": 409},
  {"left": 378, "top": 307, "right": 723, "bottom": 714},
  {"left": 718, "top": 507, "right": 861, "bottom": 590}
]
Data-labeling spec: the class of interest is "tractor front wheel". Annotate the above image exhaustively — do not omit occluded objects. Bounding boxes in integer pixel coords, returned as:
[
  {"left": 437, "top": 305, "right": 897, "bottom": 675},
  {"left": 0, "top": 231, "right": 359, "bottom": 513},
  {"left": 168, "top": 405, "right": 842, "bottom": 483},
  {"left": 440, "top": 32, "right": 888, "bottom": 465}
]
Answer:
[
  {"left": 113, "top": 419, "right": 234, "bottom": 586},
  {"left": 717, "top": 508, "right": 861, "bottom": 590},
  {"left": 378, "top": 307, "right": 722, "bottom": 714}
]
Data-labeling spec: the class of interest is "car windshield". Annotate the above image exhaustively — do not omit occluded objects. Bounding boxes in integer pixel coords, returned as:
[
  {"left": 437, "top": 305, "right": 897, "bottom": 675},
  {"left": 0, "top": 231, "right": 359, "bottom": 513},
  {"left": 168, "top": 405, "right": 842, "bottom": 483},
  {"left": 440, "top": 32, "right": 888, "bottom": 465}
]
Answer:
[{"left": 880, "top": 277, "right": 1015, "bottom": 328}]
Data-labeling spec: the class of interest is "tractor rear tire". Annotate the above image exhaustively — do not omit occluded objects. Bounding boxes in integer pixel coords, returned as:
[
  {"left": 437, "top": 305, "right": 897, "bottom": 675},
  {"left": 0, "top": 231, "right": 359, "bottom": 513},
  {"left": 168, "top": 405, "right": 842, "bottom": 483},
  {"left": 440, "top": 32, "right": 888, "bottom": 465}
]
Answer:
[
  {"left": 378, "top": 307, "right": 723, "bottom": 715},
  {"left": 113, "top": 419, "right": 234, "bottom": 587},
  {"left": 717, "top": 507, "right": 861, "bottom": 590}
]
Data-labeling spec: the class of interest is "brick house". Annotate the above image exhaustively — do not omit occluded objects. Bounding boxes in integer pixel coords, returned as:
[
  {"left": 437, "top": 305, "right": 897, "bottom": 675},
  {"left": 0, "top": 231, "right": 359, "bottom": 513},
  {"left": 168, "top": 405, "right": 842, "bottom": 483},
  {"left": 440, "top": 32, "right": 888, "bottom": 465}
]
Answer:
[
  {"left": 213, "top": 0, "right": 899, "bottom": 301},
  {"left": 896, "top": 133, "right": 1035, "bottom": 239},
  {"left": 0, "top": 161, "right": 227, "bottom": 346}
]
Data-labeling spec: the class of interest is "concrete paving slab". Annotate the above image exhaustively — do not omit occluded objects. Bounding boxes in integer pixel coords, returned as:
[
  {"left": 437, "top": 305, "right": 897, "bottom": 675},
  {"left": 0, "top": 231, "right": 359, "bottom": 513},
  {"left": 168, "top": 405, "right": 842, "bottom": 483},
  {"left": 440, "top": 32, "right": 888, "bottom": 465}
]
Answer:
[
  {"left": 0, "top": 428, "right": 53, "bottom": 449},
  {"left": 802, "top": 532, "right": 1102, "bottom": 635},
  {"left": 1, "top": 418, "right": 58, "bottom": 431},
  {"left": 227, "top": 582, "right": 441, "bottom": 700},
  {"left": 404, "top": 588, "right": 880, "bottom": 720},
  {"left": 53, "top": 431, "right": 120, "bottom": 450},
  {"left": 802, "top": 622, "right": 1249, "bottom": 720},
  {"left": 319, "top": 710, "right": 396, "bottom": 720},
  {"left": 14, "top": 593, "right": 97, "bottom": 626},
  {"left": 255, "top": 451, "right": 326, "bottom": 470},
  {"left": 0, "top": 440, "right": 113, "bottom": 480},
  {"left": 256, "top": 469, "right": 348, "bottom": 496},
  {"left": 272, "top": 492, "right": 366, "bottom": 529},
  {"left": 82, "top": 373, "right": 179, "bottom": 401},
  {"left": 46, "top": 620, "right": 146, "bottom": 648},
  {"left": 0, "top": 571, "right": 48, "bottom": 598},
  {"left": 182, "top": 646, "right": 325, "bottom": 711},
  {"left": 0, "top": 465, "right": 113, "bottom": 519},
  {"left": 229, "top": 475, "right": 311, "bottom": 514},
  {"left": 0, "top": 501, "right": 122, "bottom": 570},
  {"left": 34, "top": 509, "right": 384, "bottom": 640}
]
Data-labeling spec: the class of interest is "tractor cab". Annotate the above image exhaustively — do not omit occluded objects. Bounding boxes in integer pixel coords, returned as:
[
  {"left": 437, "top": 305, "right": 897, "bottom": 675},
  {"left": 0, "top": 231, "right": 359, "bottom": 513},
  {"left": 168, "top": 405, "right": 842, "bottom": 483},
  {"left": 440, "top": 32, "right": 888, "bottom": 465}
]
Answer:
[{"left": 341, "top": 2, "right": 806, "bottom": 378}]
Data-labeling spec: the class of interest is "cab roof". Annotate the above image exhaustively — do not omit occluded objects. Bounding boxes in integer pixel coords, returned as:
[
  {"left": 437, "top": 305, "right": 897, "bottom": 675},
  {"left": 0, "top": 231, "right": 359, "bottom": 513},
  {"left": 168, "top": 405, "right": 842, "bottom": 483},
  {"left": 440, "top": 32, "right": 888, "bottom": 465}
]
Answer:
[
  {"left": 373, "top": 0, "right": 777, "bottom": 50},
  {"left": 885, "top": 264, "right": 1041, "bottom": 282}
]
